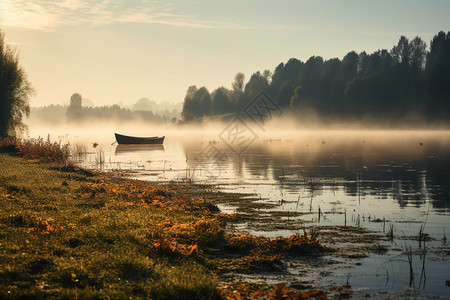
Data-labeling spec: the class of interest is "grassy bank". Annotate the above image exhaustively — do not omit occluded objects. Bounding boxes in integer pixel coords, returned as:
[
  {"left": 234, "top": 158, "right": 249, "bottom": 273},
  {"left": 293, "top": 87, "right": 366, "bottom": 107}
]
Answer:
[
  {"left": 0, "top": 153, "right": 223, "bottom": 299},
  {"left": 0, "top": 140, "right": 334, "bottom": 299}
]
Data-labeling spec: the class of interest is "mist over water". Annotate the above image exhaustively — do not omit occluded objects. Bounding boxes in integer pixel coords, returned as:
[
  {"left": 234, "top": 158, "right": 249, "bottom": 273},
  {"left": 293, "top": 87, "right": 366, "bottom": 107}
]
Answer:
[
  {"left": 27, "top": 123, "right": 450, "bottom": 215},
  {"left": 27, "top": 123, "right": 450, "bottom": 214},
  {"left": 26, "top": 122, "right": 450, "bottom": 297},
  {"left": 4, "top": 4, "right": 450, "bottom": 296}
]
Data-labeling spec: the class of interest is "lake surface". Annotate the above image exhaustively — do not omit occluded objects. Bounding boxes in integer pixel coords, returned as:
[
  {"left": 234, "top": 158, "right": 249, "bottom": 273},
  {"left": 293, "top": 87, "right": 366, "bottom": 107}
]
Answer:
[{"left": 35, "top": 129, "right": 450, "bottom": 298}]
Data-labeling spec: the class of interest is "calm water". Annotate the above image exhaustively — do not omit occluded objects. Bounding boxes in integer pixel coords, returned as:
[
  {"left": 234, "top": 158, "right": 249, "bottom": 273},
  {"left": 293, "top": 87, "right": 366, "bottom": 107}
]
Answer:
[{"left": 39, "top": 129, "right": 450, "bottom": 297}]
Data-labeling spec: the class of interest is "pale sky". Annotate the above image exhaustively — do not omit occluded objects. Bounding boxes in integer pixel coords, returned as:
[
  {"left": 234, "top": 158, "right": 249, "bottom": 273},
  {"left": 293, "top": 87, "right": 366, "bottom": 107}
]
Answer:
[{"left": 1, "top": 0, "right": 449, "bottom": 107}]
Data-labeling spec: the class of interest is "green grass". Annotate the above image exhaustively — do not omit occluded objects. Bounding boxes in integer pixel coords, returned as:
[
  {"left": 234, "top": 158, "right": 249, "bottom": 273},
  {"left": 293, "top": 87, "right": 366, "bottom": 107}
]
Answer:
[
  {"left": 0, "top": 153, "right": 221, "bottom": 299},
  {"left": 0, "top": 146, "right": 331, "bottom": 299}
]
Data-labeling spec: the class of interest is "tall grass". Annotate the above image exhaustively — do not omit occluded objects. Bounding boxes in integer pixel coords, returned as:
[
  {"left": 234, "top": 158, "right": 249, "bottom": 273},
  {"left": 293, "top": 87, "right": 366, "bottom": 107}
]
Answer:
[
  {"left": 2, "top": 135, "right": 71, "bottom": 164},
  {"left": 71, "top": 143, "right": 87, "bottom": 162}
]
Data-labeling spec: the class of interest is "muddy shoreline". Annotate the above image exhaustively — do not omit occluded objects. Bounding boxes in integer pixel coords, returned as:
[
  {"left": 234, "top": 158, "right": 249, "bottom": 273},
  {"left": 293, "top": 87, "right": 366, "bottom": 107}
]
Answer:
[
  {"left": 152, "top": 180, "right": 448, "bottom": 299},
  {"left": 90, "top": 164, "right": 449, "bottom": 299}
]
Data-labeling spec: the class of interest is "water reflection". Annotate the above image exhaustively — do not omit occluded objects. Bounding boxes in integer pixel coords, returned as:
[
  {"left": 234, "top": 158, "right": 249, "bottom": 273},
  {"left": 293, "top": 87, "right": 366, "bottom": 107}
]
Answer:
[
  {"left": 71, "top": 130, "right": 450, "bottom": 297},
  {"left": 74, "top": 131, "right": 450, "bottom": 215},
  {"left": 181, "top": 133, "right": 450, "bottom": 212},
  {"left": 115, "top": 144, "right": 164, "bottom": 154}
]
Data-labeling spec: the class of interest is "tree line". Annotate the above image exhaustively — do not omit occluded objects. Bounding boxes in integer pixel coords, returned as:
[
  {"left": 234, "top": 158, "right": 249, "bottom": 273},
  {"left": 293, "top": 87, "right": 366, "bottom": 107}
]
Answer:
[
  {"left": 29, "top": 96, "right": 181, "bottom": 126},
  {"left": 29, "top": 100, "right": 179, "bottom": 126},
  {"left": 65, "top": 93, "right": 178, "bottom": 124},
  {"left": 181, "top": 31, "right": 450, "bottom": 125}
]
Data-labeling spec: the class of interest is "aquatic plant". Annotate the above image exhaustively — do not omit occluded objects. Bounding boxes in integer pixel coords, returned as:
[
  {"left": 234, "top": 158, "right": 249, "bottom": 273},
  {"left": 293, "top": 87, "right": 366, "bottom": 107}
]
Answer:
[
  {"left": 387, "top": 223, "right": 394, "bottom": 241},
  {"left": 443, "top": 227, "right": 447, "bottom": 243},
  {"left": 71, "top": 143, "right": 87, "bottom": 161}
]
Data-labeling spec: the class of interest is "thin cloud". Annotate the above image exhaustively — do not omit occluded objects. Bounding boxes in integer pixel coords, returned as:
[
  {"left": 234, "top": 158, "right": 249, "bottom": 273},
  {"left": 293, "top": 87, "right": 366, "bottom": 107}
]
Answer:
[{"left": 0, "top": 0, "right": 254, "bottom": 30}]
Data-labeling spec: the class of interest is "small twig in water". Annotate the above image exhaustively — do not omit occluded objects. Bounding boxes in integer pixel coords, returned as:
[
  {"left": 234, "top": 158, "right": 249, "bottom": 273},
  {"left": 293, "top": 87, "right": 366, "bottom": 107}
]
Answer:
[
  {"left": 406, "top": 245, "right": 414, "bottom": 287},
  {"left": 318, "top": 206, "right": 321, "bottom": 223}
]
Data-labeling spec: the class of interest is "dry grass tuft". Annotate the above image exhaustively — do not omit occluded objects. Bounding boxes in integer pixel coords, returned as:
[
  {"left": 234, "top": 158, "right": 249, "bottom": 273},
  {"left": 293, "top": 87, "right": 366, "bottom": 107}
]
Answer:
[{"left": 18, "top": 135, "right": 70, "bottom": 164}]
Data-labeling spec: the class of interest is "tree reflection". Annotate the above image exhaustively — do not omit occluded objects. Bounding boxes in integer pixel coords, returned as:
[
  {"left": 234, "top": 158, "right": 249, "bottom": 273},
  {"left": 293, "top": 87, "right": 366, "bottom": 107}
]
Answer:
[{"left": 183, "top": 134, "right": 450, "bottom": 211}]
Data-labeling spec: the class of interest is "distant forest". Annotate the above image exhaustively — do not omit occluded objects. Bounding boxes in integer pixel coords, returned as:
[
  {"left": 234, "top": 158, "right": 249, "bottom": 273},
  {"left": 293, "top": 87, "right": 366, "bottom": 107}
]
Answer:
[
  {"left": 29, "top": 96, "right": 181, "bottom": 126},
  {"left": 181, "top": 31, "right": 450, "bottom": 126}
]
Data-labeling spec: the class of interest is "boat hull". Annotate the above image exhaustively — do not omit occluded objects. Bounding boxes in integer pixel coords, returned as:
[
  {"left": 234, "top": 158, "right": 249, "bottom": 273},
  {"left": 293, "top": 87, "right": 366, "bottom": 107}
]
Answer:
[{"left": 114, "top": 133, "right": 165, "bottom": 145}]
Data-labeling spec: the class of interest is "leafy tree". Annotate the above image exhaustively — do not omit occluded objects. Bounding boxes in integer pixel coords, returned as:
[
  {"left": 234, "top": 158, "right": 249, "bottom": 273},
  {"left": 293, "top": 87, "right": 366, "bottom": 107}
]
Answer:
[
  {"left": 299, "top": 56, "right": 324, "bottom": 101},
  {"left": 269, "top": 58, "right": 302, "bottom": 102},
  {"left": 230, "top": 72, "right": 245, "bottom": 111},
  {"left": 392, "top": 36, "right": 412, "bottom": 65},
  {"left": 66, "top": 93, "right": 83, "bottom": 120},
  {"left": 262, "top": 69, "right": 272, "bottom": 81},
  {"left": 342, "top": 51, "right": 359, "bottom": 81},
  {"left": 390, "top": 36, "right": 426, "bottom": 71},
  {"left": 321, "top": 58, "right": 342, "bottom": 106},
  {"left": 363, "top": 50, "right": 390, "bottom": 76},
  {"left": 180, "top": 86, "right": 212, "bottom": 120},
  {"left": 212, "top": 87, "right": 231, "bottom": 115},
  {"left": 0, "top": 30, "right": 34, "bottom": 137},
  {"left": 70, "top": 93, "right": 82, "bottom": 107},
  {"left": 426, "top": 31, "right": 450, "bottom": 117},
  {"left": 283, "top": 58, "right": 302, "bottom": 83},
  {"left": 269, "top": 62, "right": 285, "bottom": 95},
  {"left": 243, "top": 71, "right": 269, "bottom": 105},
  {"left": 181, "top": 86, "right": 199, "bottom": 121},
  {"left": 196, "top": 87, "right": 212, "bottom": 116},
  {"left": 232, "top": 72, "right": 245, "bottom": 92},
  {"left": 410, "top": 37, "right": 427, "bottom": 70},
  {"left": 357, "top": 51, "right": 369, "bottom": 76}
]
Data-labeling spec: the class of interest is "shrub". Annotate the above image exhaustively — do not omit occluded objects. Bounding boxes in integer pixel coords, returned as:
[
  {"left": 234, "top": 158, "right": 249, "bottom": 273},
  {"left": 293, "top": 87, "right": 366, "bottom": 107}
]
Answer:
[{"left": 0, "top": 137, "right": 19, "bottom": 153}]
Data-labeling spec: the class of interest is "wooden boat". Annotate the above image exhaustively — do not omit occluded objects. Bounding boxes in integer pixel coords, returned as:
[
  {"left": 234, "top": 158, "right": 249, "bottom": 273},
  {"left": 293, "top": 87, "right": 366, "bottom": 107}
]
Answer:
[{"left": 114, "top": 133, "right": 165, "bottom": 145}]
